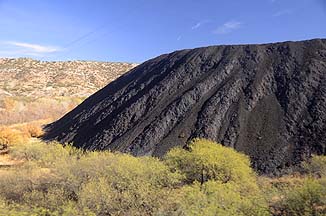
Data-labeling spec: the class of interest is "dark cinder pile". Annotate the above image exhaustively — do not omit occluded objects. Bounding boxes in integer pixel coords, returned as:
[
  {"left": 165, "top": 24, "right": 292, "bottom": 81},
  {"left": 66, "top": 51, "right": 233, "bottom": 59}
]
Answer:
[{"left": 44, "top": 39, "right": 326, "bottom": 174}]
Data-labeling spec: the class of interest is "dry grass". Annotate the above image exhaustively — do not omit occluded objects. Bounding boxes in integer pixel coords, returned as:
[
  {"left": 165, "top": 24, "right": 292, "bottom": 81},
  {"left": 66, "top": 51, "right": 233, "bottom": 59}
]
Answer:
[
  {"left": 0, "top": 154, "right": 24, "bottom": 167},
  {"left": 0, "top": 96, "right": 83, "bottom": 125},
  {"left": 21, "top": 123, "right": 44, "bottom": 138},
  {"left": 0, "top": 120, "right": 46, "bottom": 147},
  {"left": 1, "top": 98, "right": 16, "bottom": 111}
]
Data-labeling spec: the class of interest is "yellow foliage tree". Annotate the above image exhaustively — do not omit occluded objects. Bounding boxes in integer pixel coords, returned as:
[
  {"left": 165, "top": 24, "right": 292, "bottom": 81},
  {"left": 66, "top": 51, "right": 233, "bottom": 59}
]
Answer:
[
  {"left": 0, "top": 127, "right": 25, "bottom": 147},
  {"left": 164, "top": 138, "right": 259, "bottom": 192},
  {"left": 22, "top": 123, "right": 44, "bottom": 138}
]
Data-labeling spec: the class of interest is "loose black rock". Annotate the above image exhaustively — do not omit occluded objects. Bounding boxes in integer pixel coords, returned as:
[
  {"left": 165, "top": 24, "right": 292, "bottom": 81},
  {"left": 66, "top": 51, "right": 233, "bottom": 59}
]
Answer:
[{"left": 44, "top": 39, "right": 326, "bottom": 175}]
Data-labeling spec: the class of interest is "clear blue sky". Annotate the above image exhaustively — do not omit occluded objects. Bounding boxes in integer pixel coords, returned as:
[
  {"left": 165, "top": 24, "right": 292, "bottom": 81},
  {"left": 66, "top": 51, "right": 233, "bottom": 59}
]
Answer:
[{"left": 0, "top": 0, "right": 325, "bottom": 63}]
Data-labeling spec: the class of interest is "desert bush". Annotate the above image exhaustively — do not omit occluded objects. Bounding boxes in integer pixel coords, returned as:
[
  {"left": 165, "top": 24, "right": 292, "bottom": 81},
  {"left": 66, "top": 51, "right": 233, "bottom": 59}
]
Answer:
[
  {"left": 164, "top": 138, "right": 259, "bottom": 192},
  {"left": 163, "top": 139, "right": 269, "bottom": 215},
  {"left": 282, "top": 178, "right": 326, "bottom": 216},
  {"left": 22, "top": 123, "right": 44, "bottom": 138},
  {"left": 0, "top": 195, "right": 92, "bottom": 216},
  {"left": 0, "top": 199, "right": 51, "bottom": 216},
  {"left": 0, "top": 127, "right": 27, "bottom": 147},
  {"left": 0, "top": 97, "right": 83, "bottom": 125},
  {"left": 1, "top": 141, "right": 183, "bottom": 215},
  {"left": 0, "top": 164, "right": 59, "bottom": 202},
  {"left": 9, "top": 141, "right": 73, "bottom": 163},
  {"left": 258, "top": 175, "right": 307, "bottom": 215},
  {"left": 0, "top": 123, "right": 43, "bottom": 152},
  {"left": 302, "top": 155, "right": 326, "bottom": 177},
  {"left": 65, "top": 154, "right": 183, "bottom": 215},
  {"left": 3, "top": 139, "right": 313, "bottom": 215},
  {"left": 259, "top": 175, "right": 326, "bottom": 216},
  {"left": 176, "top": 180, "right": 269, "bottom": 216}
]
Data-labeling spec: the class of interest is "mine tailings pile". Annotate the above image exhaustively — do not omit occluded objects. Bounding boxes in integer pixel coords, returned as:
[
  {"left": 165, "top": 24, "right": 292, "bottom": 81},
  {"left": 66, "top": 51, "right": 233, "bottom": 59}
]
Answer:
[{"left": 44, "top": 39, "right": 326, "bottom": 175}]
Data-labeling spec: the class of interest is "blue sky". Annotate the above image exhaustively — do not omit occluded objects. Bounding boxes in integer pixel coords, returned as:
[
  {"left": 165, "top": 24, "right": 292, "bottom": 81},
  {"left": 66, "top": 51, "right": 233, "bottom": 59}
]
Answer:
[{"left": 0, "top": 0, "right": 325, "bottom": 63}]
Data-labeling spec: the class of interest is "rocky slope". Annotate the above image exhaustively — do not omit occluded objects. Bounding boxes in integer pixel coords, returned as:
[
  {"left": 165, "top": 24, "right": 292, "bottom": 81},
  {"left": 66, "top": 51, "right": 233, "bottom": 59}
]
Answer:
[
  {"left": 0, "top": 58, "right": 137, "bottom": 98},
  {"left": 44, "top": 39, "right": 326, "bottom": 174}
]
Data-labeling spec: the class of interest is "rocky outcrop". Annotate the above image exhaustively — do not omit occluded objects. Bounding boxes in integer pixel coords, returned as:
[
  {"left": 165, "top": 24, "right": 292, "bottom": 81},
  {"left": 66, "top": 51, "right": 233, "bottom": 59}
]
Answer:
[{"left": 44, "top": 39, "right": 326, "bottom": 174}]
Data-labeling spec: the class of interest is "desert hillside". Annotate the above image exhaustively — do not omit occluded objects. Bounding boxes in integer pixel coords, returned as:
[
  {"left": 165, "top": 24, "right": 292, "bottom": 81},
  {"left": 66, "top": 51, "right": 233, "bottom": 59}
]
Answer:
[
  {"left": 0, "top": 46, "right": 325, "bottom": 216},
  {"left": 0, "top": 58, "right": 138, "bottom": 98},
  {"left": 0, "top": 58, "right": 137, "bottom": 125},
  {"left": 1, "top": 0, "right": 325, "bottom": 214}
]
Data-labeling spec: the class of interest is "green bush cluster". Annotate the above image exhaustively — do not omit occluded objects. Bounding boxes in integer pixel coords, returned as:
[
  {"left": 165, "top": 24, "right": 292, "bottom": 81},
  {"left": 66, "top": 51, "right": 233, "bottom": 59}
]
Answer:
[
  {"left": 278, "top": 155, "right": 326, "bottom": 216},
  {"left": 302, "top": 155, "right": 326, "bottom": 177},
  {"left": 164, "top": 138, "right": 269, "bottom": 215},
  {"left": 258, "top": 155, "right": 326, "bottom": 216},
  {"left": 0, "top": 139, "right": 325, "bottom": 215},
  {"left": 0, "top": 139, "right": 270, "bottom": 215},
  {"left": 282, "top": 178, "right": 326, "bottom": 216}
]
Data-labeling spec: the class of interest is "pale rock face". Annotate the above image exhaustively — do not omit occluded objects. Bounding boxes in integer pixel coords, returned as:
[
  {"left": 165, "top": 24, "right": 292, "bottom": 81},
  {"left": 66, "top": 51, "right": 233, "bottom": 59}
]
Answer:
[{"left": 44, "top": 39, "right": 326, "bottom": 175}]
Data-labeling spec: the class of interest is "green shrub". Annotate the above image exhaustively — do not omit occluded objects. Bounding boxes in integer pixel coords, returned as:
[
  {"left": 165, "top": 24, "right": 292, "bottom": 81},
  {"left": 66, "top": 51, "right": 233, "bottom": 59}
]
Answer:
[
  {"left": 0, "top": 197, "right": 93, "bottom": 216},
  {"left": 4, "top": 139, "right": 316, "bottom": 215},
  {"left": 1, "top": 141, "right": 183, "bottom": 215},
  {"left": 73, "top": 154, "right": 183, "bottom": 215},
  {"left": 163, "top": 139, "right": 269, "bottom": 215},
  {"left": 9, "top": 141, "right": 81, "bottom": 163},
  {"left": 176, "top": 180, "right": 269, "bottom": 216},
  {"left": 302, "top": 155, "right": 326, "bottom": 177},
  {"left": 282, "top": 178, "right": 326, "bottom": 216},
  {"left": 0, "top": 197, "right": 53, "bottom": 216},
  {"left": 164, "top": 138, "right": 259, "bottom": 192}
]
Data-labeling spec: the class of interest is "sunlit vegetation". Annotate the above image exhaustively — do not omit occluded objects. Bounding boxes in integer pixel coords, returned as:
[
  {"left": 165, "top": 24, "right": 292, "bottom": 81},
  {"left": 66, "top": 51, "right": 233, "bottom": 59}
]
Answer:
[
  {"left": 259, "top": 155, "right": 326, "bottom": 216},
  {"left": 0, "top": 123, "right": 44, "bottom": 151},
  {"left": 0, "top": 127, "right": 28, "bottom": 148},
  {"left": 164, "top": 138, "right": 258, "bottom": 188},
  {"left": 0, "top": 138, "right": 266, "bottom": 215},
  {"left": 302, "top": 155, "right": 326, "bottom": 178},
  {"left": 0, "top": 97, "right": 84, "bottom": 125},
  {"left": 0, "top": 136, "right": 325, "bottom": 215}
]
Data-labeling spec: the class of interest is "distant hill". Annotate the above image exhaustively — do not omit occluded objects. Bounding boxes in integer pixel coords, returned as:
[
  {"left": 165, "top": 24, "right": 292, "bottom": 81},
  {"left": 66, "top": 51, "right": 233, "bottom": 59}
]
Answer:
[
  {"left": 0, "top": 58, "right": 138, "bottom": 98},
  {"left": 0, "top": 58, "right": 137, "bottom": 125},
  {"left": 44, "top": 39, "right": 326, "bottom": 175}
]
